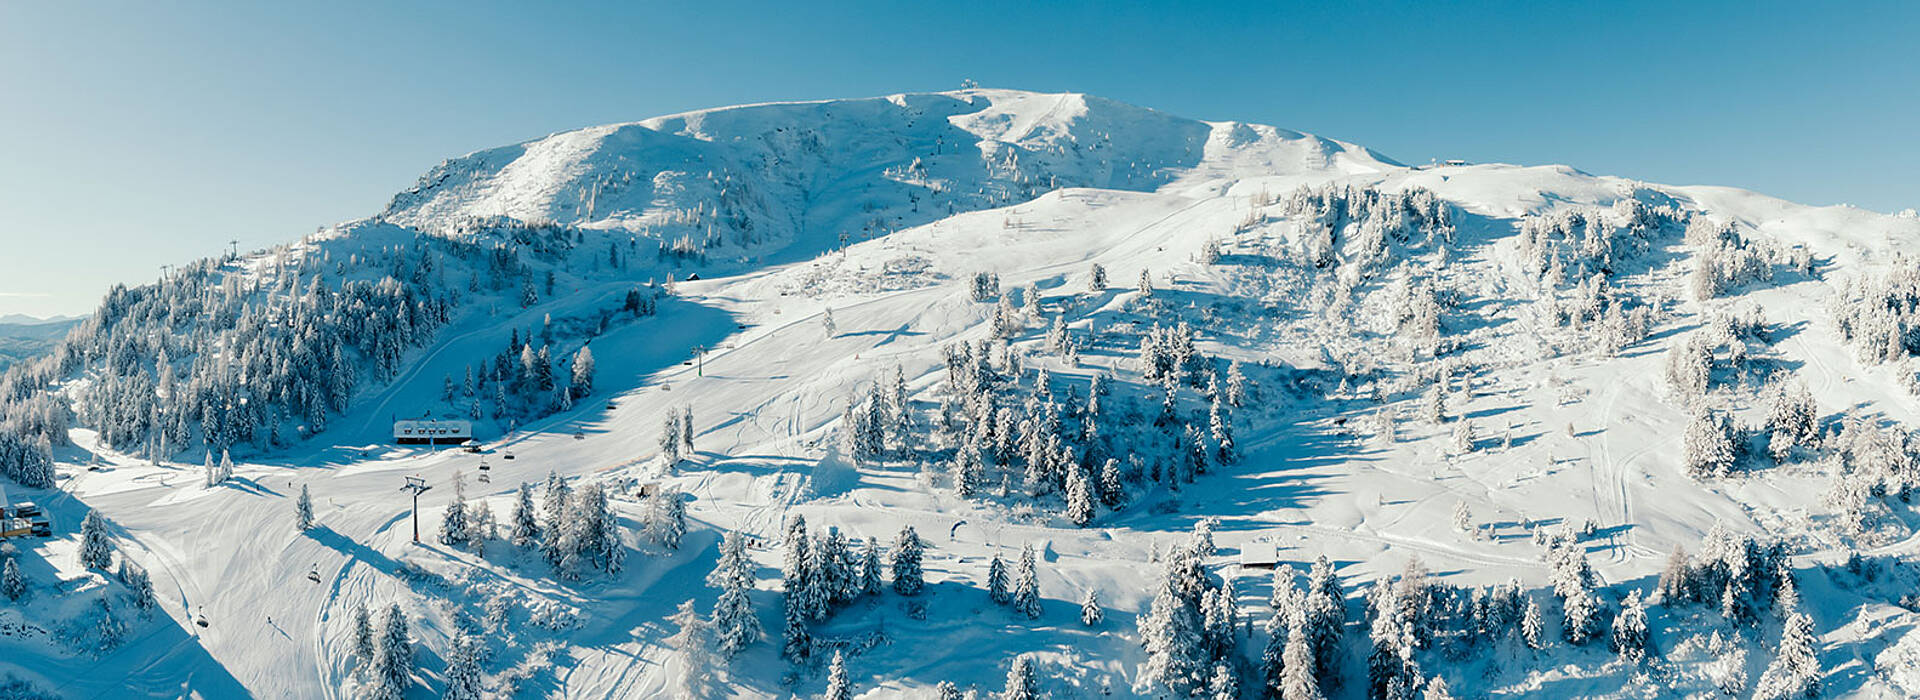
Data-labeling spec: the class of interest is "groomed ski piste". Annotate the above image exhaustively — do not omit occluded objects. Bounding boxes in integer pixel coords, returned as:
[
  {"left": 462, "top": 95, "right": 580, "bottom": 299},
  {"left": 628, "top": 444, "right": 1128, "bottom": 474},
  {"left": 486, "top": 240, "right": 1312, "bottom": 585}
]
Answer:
[{"left": 5, "top": 89, "right": 1920, "bottom": 698}]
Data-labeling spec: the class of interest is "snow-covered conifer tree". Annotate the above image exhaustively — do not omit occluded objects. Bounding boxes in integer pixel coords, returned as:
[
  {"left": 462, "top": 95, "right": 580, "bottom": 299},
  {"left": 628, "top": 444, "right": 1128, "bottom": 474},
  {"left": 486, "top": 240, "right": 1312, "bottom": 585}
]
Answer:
[
  {"left": 79, "top": 511, "right": 113, "bottom": 569},
  {"left": 660, "top": 412, "right": 683, "bottom": 467},
  {"left": 1754, "top": 610, "right": 1820, "bottom": 700},
  {"left": 1089, "top": 263, "right": 1108, "bottom": 292},
  {"left": 1082, "top": 588, "right": 1104, "bottom": 626},
  {"left": 1003, "top": 655, "right": 1038, "bottom": 700},
  {"left": 824, "top": 650, "right": 851, "bottom": 700},
  {"left": 1611, "top": 589, "right": 1650, "bottom": 664},
  {"left": 350, "top": 603, "right": 375, "bottom": 675},
  {"left": 510, "top": 482, "right": 538, "bottom": 548},
  {"left": 1013, "top": 544, "right": 1041, "bottom": 619},
  {"left": 860, "top": 536, "right": 884, "bottom": 596},
  {"left": 442, "top": 632, "right": 483, "bottom": 700},
  {"left": 296, "top": 484, "right": 315, "bottom": 531},
  {"left": 1683, "top": 405, "right": 1737, "bottom": 478},
  {"left": 1138, "top": 577, "right": 1203, "bottom": 697},
  {"left": 371, "top": 604, "right": 412, "bottom": 700},
  {"left": 893, "top": 525, "right": 925, "bottom": 596},
  {"left": 988, "top": 550, "right": 1010, "bottom": 604},
  {"left": 439, "top": 471, "right": 470, "bottom": 547},
  {"left": 709, "top": 532, "right": 763, "bottom": 656},
  {"left": 1065, "top": 465, "right": 1095, "bottom": 527},
  {"left": 1280, "top": 619, "right": 1323, "bottom": 700},
  {"left": 666, "top": 599, "right": 718, "bottom": 699},
  {"left": 2, "top": 557, "right": 25, "bottom": 602},
  {"left": 571, "top": 346, "right": 595, "bottom": 397},
  {"left": 1521, "top": 598, "right": 1545, "bottom": 650},
  {"left": 1208, "top": 663, "right": 1239, "bottom": 700},
  {"left": 1210, "top": 395, "right": 1236, "bottom": 464}
]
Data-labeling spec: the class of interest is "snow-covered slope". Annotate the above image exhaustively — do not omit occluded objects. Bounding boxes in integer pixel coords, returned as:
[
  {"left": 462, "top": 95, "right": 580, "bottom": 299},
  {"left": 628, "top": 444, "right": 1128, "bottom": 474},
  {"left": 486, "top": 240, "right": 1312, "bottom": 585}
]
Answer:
[{"left": 6, "top": 89, "right": 1920, "bottom": 699}]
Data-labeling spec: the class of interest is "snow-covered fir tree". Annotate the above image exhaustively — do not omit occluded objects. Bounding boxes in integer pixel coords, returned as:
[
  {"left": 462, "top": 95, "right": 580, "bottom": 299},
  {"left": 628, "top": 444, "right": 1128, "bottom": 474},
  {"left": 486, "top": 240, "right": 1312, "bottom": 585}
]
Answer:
[
  {"left": 987, "top": 550, "right": 1010, "bottom": 604},
  {"left": 666, "top": 599, "right": 718, "bottom": 699},
  {"left": 442, "top": 631, "right": 483, "bottom": 700},
  {"left": 1002, "top": 654, "right": 1038, "bottom": 700},
  {"left": 892, "top": 525, "right": 925, "bottom": 596},
  {"left": 369, "top": 604, "right": 412, "bottom": 700},
  {"left": 79, "top": 511, "right": 113, "bottom": 569},
  {"left": 640, "top": 485, "right": 687, "bottom": 550},
  {"left": 708, "top": 532, "right": 763, "bottom": 656},
  {"left": 860, "top": 536, "right": 884, "bottom": 596},
  {"left": 509, "top": 481, "right": 538, "bottom": 548},
  {"left": 350, "top": 602, "right": 375, "bottom": 676},
  {"left": 1012, "top": 544, "right": 1041, "bottom": 619},
  {"left": 295, "top": 484, "right": 314, "bottom": 531},
  {"left": 439, "top": 471, "right": 471, "bottom": 547},
  {"left": 570, "top": 345, "right": 595, "bottom": 398},
  {"left": 824, "top": 650, "right": 852, "bottom": 700},
  {"left": 1754, "top": 611, "right": 1821, "bottom": 700},
  {"left": 1611, "top": 589, "right": 1650, "bottom": 664},
  {"left": 1683, "top": 405, "right": 1738, "bottom": 478},
  {"left": 1, "top": 556, "right": 24, "bottom": 602},
  {"left": 1081, "top": 588, "right": 1103, "bottom": 626}
]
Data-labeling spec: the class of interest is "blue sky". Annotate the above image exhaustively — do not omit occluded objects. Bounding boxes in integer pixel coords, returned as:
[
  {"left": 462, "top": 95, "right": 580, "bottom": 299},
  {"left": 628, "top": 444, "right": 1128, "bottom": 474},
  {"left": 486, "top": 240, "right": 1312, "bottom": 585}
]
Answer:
[{"left": 1, "top": 0, "right": 1913, "bottom": 317}]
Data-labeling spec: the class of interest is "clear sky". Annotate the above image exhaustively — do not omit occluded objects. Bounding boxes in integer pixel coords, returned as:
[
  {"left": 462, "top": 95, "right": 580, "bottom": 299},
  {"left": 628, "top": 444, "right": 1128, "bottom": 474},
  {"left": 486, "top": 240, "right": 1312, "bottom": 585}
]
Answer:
[{"left": 1, "top": 1, "right": 1913, "bottom": 317}]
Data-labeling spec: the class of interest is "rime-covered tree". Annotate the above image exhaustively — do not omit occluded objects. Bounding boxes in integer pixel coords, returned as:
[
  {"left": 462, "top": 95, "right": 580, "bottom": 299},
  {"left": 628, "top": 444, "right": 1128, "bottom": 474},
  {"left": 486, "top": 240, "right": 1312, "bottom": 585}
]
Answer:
[
  {"left": 640, "top": 486, "right": 687, "bottom": 550},
  {"left": 370, "top": 604, "right": 412, "bottom": 700},
  {"left": 1002, "top": 655, "right": 1038, "bottom": 700},
  {"left": 860, "top": 536, "right": 884, "bottom": 596},
  {"left": 1081, "top": 588, "right": 1104, "bottom": 626},
  {"left": 1684, "top": 405, "right": 1737, "bottom": 478},
  {"left": 1280, "top": 620, "right": 1323, "bottom": 700},
  {"left": 540, "top": 472, "right": 571, "bottom": 564},
  {"left": 1138, "top": 577, "right": 1204, "bottom": 697},
  {"left": 1137, "top": 269, "right": 1155, "bottom": 297},
  {"left": 823, "top": 650, "right": 852, "bottom": 700},
  {"left": 1089, "top": 263, "right": 1108, "bottom": 292},
  {"left": 1766, "top": 381, "right": 1818, "bottom": 462},
  {"left": 660, "top": 412, "right": 684, "bottom": 467},
  {"left": 443, "top": 631, "right": 483, "bottom": 700},
  {"left": 439, "top": 471, "right": 470, "bottom": 547},
  {"left": 708, "top": 532, "right": 763, "bottom": 656},
  {"left": 1754, "top": 611, "right": 1820, "bottom": 700},
  {"left": 1065, "top": 465, "right": 1096, "bottom": 527},
  {"left": 987, "top": 550, "right": 1011, "bottom": 604},
  {"left": 1012, "top": 544, "right": 1042, "bottom": 619},
  {"left": 893, "top": 525, "right": 925, "bottom": 596},
  {"left": 1450, "top": 420, "right": 1475, "bottom": 455},
  {"left": 2, "top": 557, "right": 25, "bottom": 602},
  {"left": 295, "top": 484, "right": 315, "bottom": 531},
  {"left": 510, "top": 482, "right": 539, "bottom": 548},
  {"left": 951, "top": 442, "right": 985, "bottom": 498},
  {"left": 781, "top": 590, "right": 810, "bottom": 660},
  {"left": 79, "top": 511, "right": 113, "bottom": 569},
  {"left": 350, "top": 602, "right": 376, "bottom": 675},
  {"left": 1451, "top": 501, "right": 1472, "bottom": 535},
  {"left": 1210, "top": 395, "right": 1237, "bottom": 464},
  {"left": 667, "top": 599, "right": 718, "bottom": 699},
  {"left": 1520, "top": 598, "right": 1545, "bottom": 650},
  {"left": 1208, "top": 663, "right": 1239, "bottom": 700},
  {"left": 1611, "top": 589, "right": 1650, "bottom": 664},
  {"left": 571, "top": 345, "right": 595, "bottom": 398}
]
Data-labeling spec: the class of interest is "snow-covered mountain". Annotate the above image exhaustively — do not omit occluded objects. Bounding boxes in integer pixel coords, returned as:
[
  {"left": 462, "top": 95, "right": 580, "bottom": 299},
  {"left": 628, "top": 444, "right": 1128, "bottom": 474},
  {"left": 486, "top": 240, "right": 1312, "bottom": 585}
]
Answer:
[{"left": 4, "top": 89, "right": 1920, "bottom": 699}]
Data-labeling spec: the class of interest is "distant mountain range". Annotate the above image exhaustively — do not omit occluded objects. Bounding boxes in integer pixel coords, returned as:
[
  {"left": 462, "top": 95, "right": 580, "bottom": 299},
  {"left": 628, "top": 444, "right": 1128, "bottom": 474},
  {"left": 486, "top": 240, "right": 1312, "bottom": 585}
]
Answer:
[{"left": 0, "top": 315, "right": 81, "bottom": 371}]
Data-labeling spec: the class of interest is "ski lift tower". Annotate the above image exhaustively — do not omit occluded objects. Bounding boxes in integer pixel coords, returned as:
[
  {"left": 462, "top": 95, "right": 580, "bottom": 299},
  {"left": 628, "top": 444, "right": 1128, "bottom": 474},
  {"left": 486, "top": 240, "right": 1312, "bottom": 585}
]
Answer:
[{"left": 400, "top": 476, "right": 432, "bottom": 544}]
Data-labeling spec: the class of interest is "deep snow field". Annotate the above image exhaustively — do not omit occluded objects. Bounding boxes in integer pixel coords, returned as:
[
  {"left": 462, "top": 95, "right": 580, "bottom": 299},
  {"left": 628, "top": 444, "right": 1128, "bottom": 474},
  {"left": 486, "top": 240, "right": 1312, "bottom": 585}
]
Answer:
[{"left": 5, "top": 89, "right": 1920, "bottom": 699}]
